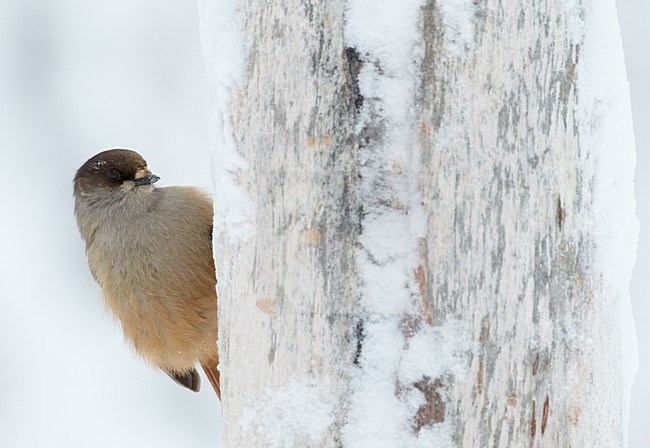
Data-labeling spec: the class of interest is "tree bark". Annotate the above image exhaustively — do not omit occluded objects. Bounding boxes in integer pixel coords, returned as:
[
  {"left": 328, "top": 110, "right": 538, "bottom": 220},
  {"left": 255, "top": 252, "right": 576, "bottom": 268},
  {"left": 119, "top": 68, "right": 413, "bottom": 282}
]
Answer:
[{"left": 200, "top": 0, "right": 637, "bottom": 446}]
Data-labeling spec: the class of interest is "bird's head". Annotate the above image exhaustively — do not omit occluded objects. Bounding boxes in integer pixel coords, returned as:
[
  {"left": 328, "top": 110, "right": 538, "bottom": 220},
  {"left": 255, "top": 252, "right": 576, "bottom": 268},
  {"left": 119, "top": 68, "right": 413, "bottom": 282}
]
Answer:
[{"left": 73, "top": 149, "right": 160, "bottom": 201}]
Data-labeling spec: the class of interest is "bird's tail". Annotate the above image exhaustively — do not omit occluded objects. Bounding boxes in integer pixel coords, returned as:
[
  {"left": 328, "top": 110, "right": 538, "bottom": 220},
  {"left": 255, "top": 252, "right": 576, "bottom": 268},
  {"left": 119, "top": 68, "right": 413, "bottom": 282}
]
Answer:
[{"left": 201, "top": 357, "right": 221, "bottom": 400}]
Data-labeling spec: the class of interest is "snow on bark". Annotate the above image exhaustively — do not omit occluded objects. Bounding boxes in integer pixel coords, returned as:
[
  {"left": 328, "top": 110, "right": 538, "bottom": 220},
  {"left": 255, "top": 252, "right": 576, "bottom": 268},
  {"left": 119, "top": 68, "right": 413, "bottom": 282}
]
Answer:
[
  {"left": 240, "top": 378, "right": 335, "bottom": 448},
  {"left": 199, "top": 0, "right": 254, "bottom": 253},
  {"left": 573, "top": 0, "right": 639, "bottom": 442},
  {"left": 436, "top": 0, "right": 476, "bottom": 57},
  {"left": 343, "top": 1, "right": 473, "bottom": 447}
]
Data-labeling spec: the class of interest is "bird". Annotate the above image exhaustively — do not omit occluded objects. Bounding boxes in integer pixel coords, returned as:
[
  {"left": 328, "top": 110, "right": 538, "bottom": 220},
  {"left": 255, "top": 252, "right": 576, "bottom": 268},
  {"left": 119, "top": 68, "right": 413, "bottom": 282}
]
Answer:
[{"left": 73, "top": 149, "right": 220, "bottom": 398}]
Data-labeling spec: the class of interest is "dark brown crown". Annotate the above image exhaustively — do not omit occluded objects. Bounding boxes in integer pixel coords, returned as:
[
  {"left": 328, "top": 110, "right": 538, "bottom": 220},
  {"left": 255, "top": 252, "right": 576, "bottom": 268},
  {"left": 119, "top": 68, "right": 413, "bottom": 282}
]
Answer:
[{"left": 73, "top": 149, "right": 149, "bottom": 196}]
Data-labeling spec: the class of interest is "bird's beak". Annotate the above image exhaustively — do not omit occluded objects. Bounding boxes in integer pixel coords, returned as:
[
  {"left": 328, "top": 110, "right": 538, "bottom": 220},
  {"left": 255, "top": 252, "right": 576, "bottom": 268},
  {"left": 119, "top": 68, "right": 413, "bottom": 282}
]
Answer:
[{"left": 133, "top": 172, "right": 161, "bottom": 186}]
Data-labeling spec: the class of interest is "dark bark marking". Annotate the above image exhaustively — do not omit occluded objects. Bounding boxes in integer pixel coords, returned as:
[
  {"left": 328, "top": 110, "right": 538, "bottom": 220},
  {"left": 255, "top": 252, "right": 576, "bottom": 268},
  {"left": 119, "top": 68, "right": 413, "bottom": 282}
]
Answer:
[
  {"left": 399, "top": 314, "right": 421, "bottom": 338},
  {"left": 532, "top": 352, "right": 539, "bottom": 376},
  {"left": 415, "top": 264, "right": 426, "bottom": 295},
  {"left": 344, "top": 47, "right": 364, "bottom": 111},
  {"left": 556, "top": 196, "right": 564, "bottom": 229},
  {"left": 268, "top": 332, "right": 277, "bottom": 364},
  {"left": 479, "top": 322, "right": 490, "bottom": 343},
  {"left": 476, "top": 355, "right": 484, "bottom": 395},
  {"left": 415, "top": 264, "right": 433, "bottom": 325},
  {"left": 541, "top": 396, "right": 550, "bottom": 434},
  {"left": 352, "top": 319, "right": 364, "bottom": 366},
  {"left": 530, "top": 400, "right": 537, "bottom": 439},
  {"left": 414, "top": 376, "right": 446, "bottom": 431}
]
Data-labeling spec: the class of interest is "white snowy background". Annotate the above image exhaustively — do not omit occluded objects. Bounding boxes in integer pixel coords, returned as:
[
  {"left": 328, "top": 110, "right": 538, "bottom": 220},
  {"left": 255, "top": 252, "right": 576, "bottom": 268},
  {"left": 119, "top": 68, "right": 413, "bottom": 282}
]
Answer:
[{"left": 0, "top": 1, "right": 646, "bottom": 447}]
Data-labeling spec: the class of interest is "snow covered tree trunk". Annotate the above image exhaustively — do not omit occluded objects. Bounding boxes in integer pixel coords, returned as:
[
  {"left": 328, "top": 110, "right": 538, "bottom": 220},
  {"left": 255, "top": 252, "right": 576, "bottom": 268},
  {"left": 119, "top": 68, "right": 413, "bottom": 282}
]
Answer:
[{"left": 200, "top": 0, "right": 637, "bottom": 447}]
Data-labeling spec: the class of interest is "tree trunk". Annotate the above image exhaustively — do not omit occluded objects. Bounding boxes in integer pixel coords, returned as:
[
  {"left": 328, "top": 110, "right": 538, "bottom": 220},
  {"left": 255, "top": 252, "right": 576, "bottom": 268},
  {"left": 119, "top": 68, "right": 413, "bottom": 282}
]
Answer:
[{"left": 200, "top": 0, "right": 637, "bottom": 446}]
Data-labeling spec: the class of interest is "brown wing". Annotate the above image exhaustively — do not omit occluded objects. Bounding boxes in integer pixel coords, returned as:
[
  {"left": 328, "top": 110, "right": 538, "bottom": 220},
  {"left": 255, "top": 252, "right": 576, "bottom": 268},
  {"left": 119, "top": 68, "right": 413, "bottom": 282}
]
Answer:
[{"left": 201, "top": 358, "right": 221, "bottom": 400}]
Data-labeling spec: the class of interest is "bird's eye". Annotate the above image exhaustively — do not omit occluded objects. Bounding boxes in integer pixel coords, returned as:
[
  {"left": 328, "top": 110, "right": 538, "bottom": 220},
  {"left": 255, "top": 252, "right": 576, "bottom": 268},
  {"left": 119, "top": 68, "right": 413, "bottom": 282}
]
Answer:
[{"left": 107, "top": 170, "right": 121, "bottom": 181}]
